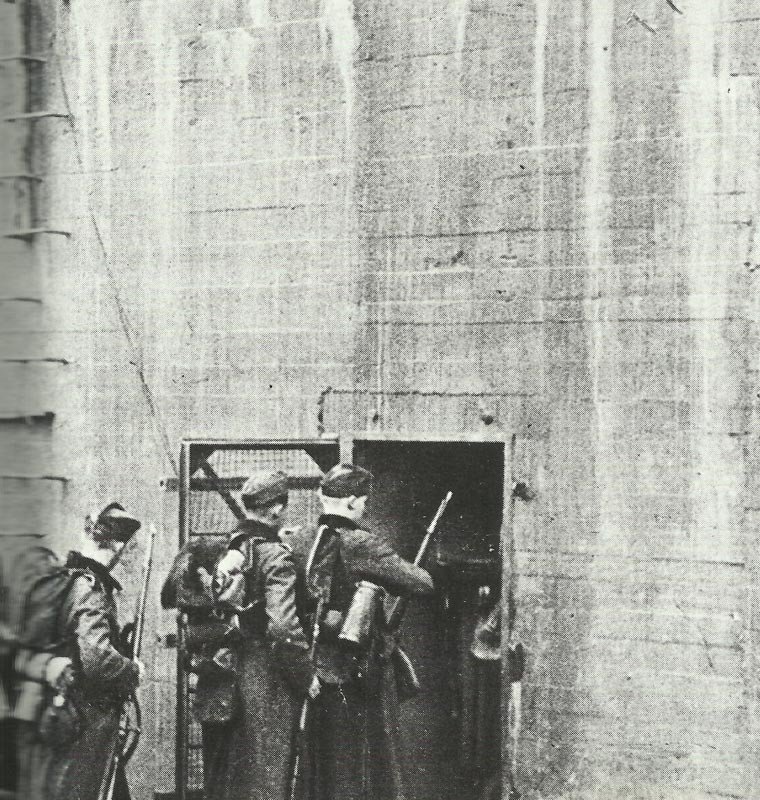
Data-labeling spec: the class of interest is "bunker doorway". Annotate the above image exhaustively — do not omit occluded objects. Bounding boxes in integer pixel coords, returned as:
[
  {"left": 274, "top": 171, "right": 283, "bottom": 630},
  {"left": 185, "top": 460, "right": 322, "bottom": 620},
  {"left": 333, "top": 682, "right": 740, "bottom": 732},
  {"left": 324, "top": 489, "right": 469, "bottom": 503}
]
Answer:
[
  {"left": 174, "top": 437, "right": 507, "bottom": 800},
  {"left": 353, "top": 439, "right": 506, "bottom": 800}
]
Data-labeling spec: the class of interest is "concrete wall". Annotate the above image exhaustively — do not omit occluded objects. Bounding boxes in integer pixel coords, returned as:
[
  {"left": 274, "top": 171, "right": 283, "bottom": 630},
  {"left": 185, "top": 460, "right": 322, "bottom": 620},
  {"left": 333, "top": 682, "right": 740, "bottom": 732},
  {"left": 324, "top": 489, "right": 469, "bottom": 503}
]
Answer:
[
  {"left": 4, "top": 0, "right": 760, "bottom": 797},
  {"left": 0, "top": 1, "right": 63, "bottom": 551}
]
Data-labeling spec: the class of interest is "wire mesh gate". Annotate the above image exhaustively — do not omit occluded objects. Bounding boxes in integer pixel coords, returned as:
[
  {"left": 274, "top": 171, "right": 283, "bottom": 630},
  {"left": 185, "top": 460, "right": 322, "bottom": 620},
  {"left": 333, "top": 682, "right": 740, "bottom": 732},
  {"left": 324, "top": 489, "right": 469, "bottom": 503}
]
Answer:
[{"left": 176, "top": 439, "right": 342, "bottom": 800}]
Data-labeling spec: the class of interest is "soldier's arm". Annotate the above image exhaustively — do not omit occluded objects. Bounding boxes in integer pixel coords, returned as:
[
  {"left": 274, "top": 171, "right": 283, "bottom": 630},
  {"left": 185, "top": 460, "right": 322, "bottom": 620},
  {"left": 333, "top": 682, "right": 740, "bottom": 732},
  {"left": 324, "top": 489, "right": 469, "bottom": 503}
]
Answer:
[
  {"left": 259, "top": 544, "right": 315, "bottom": 694},
  {"left": 69, "top": 578, "right": 140, "bottom": 692},
  {"left": 347, "top": 531, "right": 435, "bottom": 596}
]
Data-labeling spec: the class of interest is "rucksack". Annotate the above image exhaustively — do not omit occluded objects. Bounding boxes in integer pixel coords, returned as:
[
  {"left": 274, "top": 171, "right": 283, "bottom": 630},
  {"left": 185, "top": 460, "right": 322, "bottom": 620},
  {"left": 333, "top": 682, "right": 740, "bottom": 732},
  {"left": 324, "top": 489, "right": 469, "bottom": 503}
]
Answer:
[
  {"left": 11, "top": 547, "right": 85, "bottom": 729},
  {"left": 162, "top": 538, "right": 245, "bottom": 724},
  {"left": 17, "top": 564, "right": 86, "bottom": 654},
  {"left": 4, "top": 544, "right": 61, "bottom": 647},
  {"left": 161, "top": 538, "right": 227, "bottom": 611},
  {"left": 162, "top": 538, "right": 242, "bottom": 665}
]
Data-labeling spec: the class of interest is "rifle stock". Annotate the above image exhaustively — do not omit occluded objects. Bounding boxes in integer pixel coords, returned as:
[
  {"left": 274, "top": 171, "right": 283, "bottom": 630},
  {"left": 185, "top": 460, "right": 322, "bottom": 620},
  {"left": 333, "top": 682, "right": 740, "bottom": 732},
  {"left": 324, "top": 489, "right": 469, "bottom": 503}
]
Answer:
[{"left": 288, "top": 526, "right": 329, "bottom": 800}]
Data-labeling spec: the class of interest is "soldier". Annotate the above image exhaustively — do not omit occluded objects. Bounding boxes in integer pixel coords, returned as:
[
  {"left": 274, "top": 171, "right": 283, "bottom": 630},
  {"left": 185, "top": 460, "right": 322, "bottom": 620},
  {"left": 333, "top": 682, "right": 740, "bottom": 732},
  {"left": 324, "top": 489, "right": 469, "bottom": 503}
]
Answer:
[
  {"left": 210, "top": 470, "right": 320, "bottom": 800},
  {"left": 16, "top": 502, "right": 143, "bottom": 800},
  {"left": 470, "top": 599, "right": 525, "bottom": 800},
  {"left": 288, "top": 463, "right": 435, "bottom": 800}
]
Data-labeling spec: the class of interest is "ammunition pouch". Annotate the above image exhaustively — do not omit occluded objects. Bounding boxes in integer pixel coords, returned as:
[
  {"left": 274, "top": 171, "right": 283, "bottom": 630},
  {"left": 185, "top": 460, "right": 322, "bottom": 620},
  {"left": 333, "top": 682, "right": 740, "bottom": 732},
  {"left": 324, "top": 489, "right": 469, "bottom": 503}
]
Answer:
[
  {"left": 14, "top": 649, "right": 82, "bottom": 745},
  {"left": 188, "top": 645, "right": 241, "bottom": 724},
  {"left": 38, "top": 691, "right": 82, "bottom": 749},
  {"left": 13, "top": 650, "right": 62, "bottom": 724},
  {"left": 180, "top": 607, "right": 242, "bottom": 669},
  {"left": 187, "top": 646, "right": 239, "bottom": 678}
]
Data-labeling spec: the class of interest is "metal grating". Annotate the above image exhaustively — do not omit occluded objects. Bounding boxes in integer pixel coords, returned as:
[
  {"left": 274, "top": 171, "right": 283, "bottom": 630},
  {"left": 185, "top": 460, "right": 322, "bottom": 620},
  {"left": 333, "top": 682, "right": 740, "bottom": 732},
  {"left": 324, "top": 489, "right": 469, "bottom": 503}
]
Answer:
[{"left": 176, "top": 439, "right": 340, "bottom": 800}]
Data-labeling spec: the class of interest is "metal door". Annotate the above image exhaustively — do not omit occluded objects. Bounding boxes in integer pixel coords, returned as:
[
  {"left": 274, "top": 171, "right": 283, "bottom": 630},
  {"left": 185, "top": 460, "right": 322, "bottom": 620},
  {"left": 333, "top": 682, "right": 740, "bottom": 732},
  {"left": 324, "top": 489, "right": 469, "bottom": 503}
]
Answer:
[{"left": 175, "top": 438, "right": 344, "bottom": 800}]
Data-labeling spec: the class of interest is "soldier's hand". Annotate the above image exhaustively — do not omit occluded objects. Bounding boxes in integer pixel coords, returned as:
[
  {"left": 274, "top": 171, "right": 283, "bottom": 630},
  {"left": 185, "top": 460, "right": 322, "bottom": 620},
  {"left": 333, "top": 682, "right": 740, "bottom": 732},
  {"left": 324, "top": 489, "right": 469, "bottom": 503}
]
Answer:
[
  {"left": 196, "top": 566, "right": 214, "bottom": 592},
  {"left": 321, "top": 610, "right": 344, "bottom": 634},
  {"left": 217, "top": 548, "right": 245, "bottom": 575},
  {"left": 307, "top": 675, "right": 321, "bottom": 699},
  {"left": 214, "top": 549, "right": 247, "bottom": 605},
  {"left": 214, "top": 549, "right": 245, "bottom": 588},
  {"left": 45, "top": 656, "right": 73, "bottom": 689},
  {"left": 215, "top": 572, "right": 247, "bottom": 607}
]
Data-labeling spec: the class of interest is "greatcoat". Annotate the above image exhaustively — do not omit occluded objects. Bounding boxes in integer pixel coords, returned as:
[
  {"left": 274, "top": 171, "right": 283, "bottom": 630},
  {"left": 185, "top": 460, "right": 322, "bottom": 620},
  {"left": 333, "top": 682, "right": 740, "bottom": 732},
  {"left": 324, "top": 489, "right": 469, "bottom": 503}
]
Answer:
[
  {"left": 287, "top": 514, "right": 435, "bottom": 800},
  {"left": 17, "top": 551, "right": 139, "bottom": 800},
  {"left": 210, "top": 519, "right": 315, "bottom": 800}
]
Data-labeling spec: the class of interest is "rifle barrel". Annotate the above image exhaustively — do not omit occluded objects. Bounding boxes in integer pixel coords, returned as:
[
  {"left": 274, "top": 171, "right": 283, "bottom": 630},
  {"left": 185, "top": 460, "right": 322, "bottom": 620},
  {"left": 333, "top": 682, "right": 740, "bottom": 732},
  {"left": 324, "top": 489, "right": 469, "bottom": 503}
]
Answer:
[
  {"left": 413, "top": 491, "right": 452, "bottom": 567},
  {"left": 132, "top": 523, "right": 157, "bottom": 660}
]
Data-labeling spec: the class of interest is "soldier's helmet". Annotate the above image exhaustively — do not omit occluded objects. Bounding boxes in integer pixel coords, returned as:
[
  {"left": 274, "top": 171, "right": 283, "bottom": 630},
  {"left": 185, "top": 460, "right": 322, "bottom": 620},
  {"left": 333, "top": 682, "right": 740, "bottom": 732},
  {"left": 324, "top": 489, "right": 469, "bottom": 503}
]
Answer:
[
  {"left": 88, "top": 502, "right": 141, "bottom": 542},
  {"left": 320, "top": 464, "right": 374, "bottom": 498},
  {"left": 240, "top": 470, "right": 289, "bottom": 511}
]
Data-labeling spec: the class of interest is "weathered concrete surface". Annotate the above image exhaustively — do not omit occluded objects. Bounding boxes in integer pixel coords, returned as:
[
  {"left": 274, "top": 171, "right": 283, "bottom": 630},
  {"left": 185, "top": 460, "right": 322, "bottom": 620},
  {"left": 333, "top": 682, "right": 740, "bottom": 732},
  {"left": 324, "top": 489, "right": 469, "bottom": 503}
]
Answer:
[
  {"left": 4, "top": 0, "right": 760, "bottom": 797},
  {"left": 0, "top": 3, "right": 64, "bottom": 563}
]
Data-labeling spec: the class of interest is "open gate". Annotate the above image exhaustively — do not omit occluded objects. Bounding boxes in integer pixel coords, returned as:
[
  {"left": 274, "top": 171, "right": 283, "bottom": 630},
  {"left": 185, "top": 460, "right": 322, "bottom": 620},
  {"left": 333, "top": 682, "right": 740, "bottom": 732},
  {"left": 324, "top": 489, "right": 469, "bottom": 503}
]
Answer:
[
  {"left": 175, "top": 435, "right": 516, "bottom": 800},
  {"left": 175, "top": 438, "right": 344, "bottom": 800}
]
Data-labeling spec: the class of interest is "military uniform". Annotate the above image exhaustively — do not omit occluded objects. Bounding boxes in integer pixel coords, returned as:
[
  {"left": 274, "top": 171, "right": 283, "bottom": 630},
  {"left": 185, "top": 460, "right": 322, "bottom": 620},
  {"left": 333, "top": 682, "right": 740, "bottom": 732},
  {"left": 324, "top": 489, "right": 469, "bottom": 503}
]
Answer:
[
  {"left": 209, "top": 518, "right": 314, "bottom": 800},
  {"left": 289, "top": 511, "right": 434, "bottom": 800},
  {"left": 207, "top": 471, "right": 316, "bottom": 800},
  {"left": 17, "top": 551, "right": 140, "bottom": 800},
  {"left": 160, "top": 537, "right": 233, "bottom": 800}
]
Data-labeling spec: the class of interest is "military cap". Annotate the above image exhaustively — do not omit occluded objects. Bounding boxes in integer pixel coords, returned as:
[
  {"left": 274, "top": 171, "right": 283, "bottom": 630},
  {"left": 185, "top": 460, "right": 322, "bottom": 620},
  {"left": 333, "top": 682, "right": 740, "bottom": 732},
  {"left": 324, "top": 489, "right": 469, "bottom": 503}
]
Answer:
[
  {"left": 320, "top": 463, "right": 373, "bottom": 498},
  {"left": 92, "top": 502, "right": 141, "bottom": 541},
  {"left": 241, "top": 470, "right": 289, "bottom": 509}
]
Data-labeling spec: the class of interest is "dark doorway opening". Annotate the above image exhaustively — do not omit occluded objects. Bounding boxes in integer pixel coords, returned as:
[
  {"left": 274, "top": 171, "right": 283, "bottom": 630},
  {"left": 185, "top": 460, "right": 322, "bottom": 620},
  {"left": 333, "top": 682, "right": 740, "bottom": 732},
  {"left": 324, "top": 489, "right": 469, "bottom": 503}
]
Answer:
[{"left": 354, "top": 440, "right": 505, "bottom": 800}]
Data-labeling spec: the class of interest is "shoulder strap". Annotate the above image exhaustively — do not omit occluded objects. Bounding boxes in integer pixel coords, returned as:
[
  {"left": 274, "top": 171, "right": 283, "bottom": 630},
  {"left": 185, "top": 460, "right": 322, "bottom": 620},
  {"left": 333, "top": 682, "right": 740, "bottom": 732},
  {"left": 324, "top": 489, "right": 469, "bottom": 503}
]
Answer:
[
  {"left": 51, "top": 568, "right": 92, "bottom": 648},
  {"left": 17, "top": 567, "right": 88, "bottom": 652},
  {"left": 242, "top": 535, "right": 268, "bottom": 571},
  {"left": 305, "top": 525, "right": 327, "bottom": 589},
  {"left": 306, "top": 525, "right": 341, "bottom": 603}
]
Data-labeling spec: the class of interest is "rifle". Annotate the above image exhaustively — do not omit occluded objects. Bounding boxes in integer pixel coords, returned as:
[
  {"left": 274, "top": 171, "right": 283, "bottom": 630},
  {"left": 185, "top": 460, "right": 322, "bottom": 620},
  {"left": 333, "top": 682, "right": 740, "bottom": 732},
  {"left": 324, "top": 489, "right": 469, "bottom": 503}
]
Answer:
[
  {"left": 386, "top": 491, "right": 452, "bottom": 630},
  {"left": 384, "top": 492, "right": 452, "bottom": 701},
  {"left": 288, "top": 525, "right": 329, "bottom": 800},
  {"left": 97, "top": 523, "right": 157, "bottom": 800}
]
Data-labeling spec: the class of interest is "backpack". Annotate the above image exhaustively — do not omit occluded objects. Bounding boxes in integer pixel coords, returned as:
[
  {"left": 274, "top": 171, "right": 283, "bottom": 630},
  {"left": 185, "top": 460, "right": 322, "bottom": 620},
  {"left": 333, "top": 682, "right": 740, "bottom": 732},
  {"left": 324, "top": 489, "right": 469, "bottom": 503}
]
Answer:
[
  {"left": 11, "top": 547, "right": 86, "bottom": 733},
  {"left": 162, "top": 538, "right": 244, "bottom": 724},
  {"left": 17, "top": 565, "right": 86, "bottom": 655},
  {"left": 4, "top": 544, "right": 61, "bottom": 648},
  {"left": 161, "top": 538, "right": 227, "bottom": 612}
]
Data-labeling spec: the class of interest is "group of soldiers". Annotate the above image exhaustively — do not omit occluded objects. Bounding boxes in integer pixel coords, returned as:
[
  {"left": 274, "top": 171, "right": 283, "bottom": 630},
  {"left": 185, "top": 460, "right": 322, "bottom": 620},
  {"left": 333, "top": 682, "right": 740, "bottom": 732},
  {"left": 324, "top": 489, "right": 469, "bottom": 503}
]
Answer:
[{"left": 12, "top": 463, "right": 441, "bottom": 800}]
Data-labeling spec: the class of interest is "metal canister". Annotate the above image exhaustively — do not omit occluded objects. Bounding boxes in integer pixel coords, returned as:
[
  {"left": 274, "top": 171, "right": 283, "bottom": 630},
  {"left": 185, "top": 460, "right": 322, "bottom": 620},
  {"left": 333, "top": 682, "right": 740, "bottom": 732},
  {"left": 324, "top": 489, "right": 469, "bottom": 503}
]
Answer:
[
  {"left": 339, "top": 581, "right": 385, "bottom": 650},
  {"left": 13, "top": 650, "right": 49, "bottom": 723},
  {"left": 470, "top": 605, "right": 501, "bottom": 661}
]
